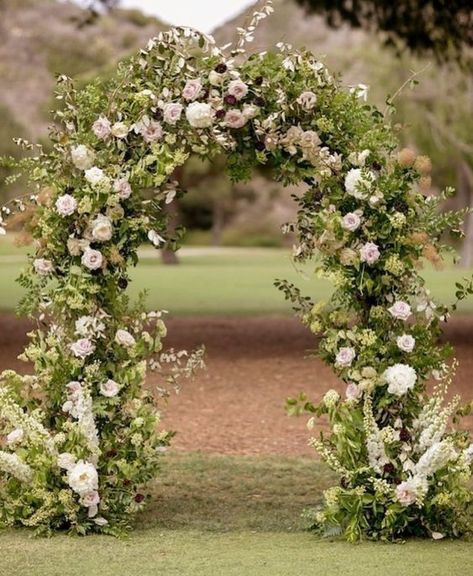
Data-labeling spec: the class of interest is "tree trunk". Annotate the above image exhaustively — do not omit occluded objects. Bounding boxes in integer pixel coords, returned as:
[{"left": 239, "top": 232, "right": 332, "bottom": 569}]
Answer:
[{"left": 458, "top": 161, "right": 473, "bottom": 268}]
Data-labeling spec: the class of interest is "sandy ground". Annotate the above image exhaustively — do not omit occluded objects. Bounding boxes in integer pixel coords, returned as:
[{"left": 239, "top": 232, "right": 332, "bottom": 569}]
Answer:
[{"left": 0, "top": 314, "right": 471, "bottom": 457}]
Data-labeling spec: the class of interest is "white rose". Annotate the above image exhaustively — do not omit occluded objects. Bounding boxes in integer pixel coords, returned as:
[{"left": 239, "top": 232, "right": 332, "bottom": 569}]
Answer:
[
  {"left": 92, "top": 117, "right": 111, "bottom": 139},
  {"left": 33, "top": 258, "right": 53, "bottom": 276},
  {"left": 55, "top": 194, "right": 77, "bottom": 217},
  {"left": 70, "top": 338, "right": 95, "bottom": 359},
  {"left": 186, "top": 102, "right": 213, "bottom": 128},
  {"left": 335, "top": 347, "right": 356, "bottom": 367},
  {"left": 208, "top": 71, "right": 224, "bottom": 86},
  {"left": 384, "top": 363, "right": 417, "bottom": 396},
  {"left": 389, "top": 301, "right": 412, "bottom": 321},
  {"left": 297, "top": 90, "right": 317, "bottom": 110},
  {"left": 85, "top": 167, "right": 109, "bottom": 188},
  {"left": 224, "top": 109, "right": 246, "bottom": 129},
  {"left": 67, "top": 460, "right": 98, "bottom": 496},
  {"left": 397, "top": 334, "right": 415, "bottom": 353},
  {"left": 341, "top": 212, "right": 361, "bottom": 232},
  {"left": 113, "top": 177, "right": 132, "bottom": 200},
  {"left": 227, "top": 79, "right": 248, "bottom": 101},
  {"left": 345, "top": 383, "right": 361, "bottom": 401},
  {"left": 359, "top": 242, "right": 380, "bottom": 265},
  {"left": 182, "top": 78, "right": 202, "bottom": 101},
  {"left": 344, "top": 168, "right": 375, "bottom": 199},
  {"left": 115, "top": 329, "right": 136, "bottom": 348},
  {"left": 111, "top": 121, "right": 129, "bottom": 139},
  {"left": 163, "top": 103, "right": 183, "bottom": 125},
  {"left": 57, "top": 452, "right": 76, "bottom": 470},
  {"left": 91, "top": 215, "right": 113, "bottom": 242},
  {"left": 81, "top": 248, "right": 103, "bottom": 271},
  {"left": 6, "top": 428, "right": 24, "bottom": 445},
  {"left": 100, "top": 379, "right": 120, "bottom": 397},
  {"left": 71, "top": 145, "right": 95, "bottom": 170}
]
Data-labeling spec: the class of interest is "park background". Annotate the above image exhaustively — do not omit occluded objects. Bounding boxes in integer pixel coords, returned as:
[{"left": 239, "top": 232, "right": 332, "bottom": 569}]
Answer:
[{"left": 0, "top": 1, "right": 472, "bottom": 574}]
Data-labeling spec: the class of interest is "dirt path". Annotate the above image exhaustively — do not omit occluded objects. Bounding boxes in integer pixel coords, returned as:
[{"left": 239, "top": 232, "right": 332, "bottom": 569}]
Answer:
[{"left": 0, "top": 314, "right": 471, "bottom": 456}]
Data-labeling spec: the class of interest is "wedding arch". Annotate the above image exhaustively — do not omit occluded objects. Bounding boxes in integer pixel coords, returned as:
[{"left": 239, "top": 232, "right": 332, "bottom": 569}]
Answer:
[{"left": 0, "top": 2, "right": 472, "bottom": 539}]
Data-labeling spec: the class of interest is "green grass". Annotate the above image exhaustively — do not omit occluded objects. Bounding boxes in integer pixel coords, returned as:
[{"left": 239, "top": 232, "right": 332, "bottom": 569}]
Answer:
[
  {"left": 0, "top": 238, "right": 472, "bottom": 314},
  {"left": 0, "top": 452, "right": 471, "bottom": 576}
]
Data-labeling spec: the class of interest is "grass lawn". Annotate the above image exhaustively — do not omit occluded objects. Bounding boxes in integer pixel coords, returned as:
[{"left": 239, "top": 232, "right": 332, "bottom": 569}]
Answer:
[
  {"left": 0, "top": 452, "right": 471, "bottom": 576},
  {"left": 0, "top": 239, "right": 472, "bottom": 315}
]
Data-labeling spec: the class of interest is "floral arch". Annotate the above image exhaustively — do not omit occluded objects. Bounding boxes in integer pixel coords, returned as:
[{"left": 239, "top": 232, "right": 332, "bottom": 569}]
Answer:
[{"left": 0, "top": 4, "right": 472, "bottom": 539}]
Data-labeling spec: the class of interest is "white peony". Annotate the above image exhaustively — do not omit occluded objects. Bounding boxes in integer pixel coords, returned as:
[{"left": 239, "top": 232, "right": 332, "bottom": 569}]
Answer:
[
  {"left": 92, "top": 117, "right": 111, "bottom": 139},
  {"left": 55, "top": 194, "right": 77, "bottom": 217},
  {"left": 341, "top": 212, "right": 361, "bottom": 232},
  {"left": 182, "top": 78, "right": 202, "bottom": 101},
  {"left": 389, "top": 301, "right": 412, "bottom": 321},
  {"left": 344, "top": 168, "right": 374, "bottom": 199},
  {"left": 395, "top": 477, "right": 426, "bottom": 506},
  {"left": 99, "top": 379, "right": 120, "bottom": 398},
  {"left": 81, "top": 248, "right": 103, "bottom": 270},
  {"left": 67, "top": 460, "right": 98, "bottom": 496},
  {"left": 33, "top": 258, "right": 53, "bottom": 276},
  {"left": 115, "top": 329, "right": 136, "bottom": 348},
  {"left": 91, "top": 215, "right": 113, "bottom": 242},
  {"left": 359, "top": 242, "right": 380, "bottom": 265},
  {"left": 70, "top": 338, "right": 95, "bottom": 359},
  {"left": 186, "top": 102, "right": 213, "bottom": 128},
  {"left": 397, "top": 334, "right": 416, "bottom": 353},
  {"left": 111, "top": 121, "right": 129, "bottom": 139},
  {"left": 335, "top": 347, "right": 356, "bottom": 367},
  {"left": 71, "top": 145, "right": 95, "bottom": 170},
  {"left": 163, "top": 103, "right": 183, "bottom": 125},
  {"left": 227, "top": 79, "right": 248, "bottom": 101},
  {"left": 113, "top": 177, "right": 132, "bottom": 200},
  {"left": 85, "top": 167, "right": 109, "bottom": 188},
  {"left": 384, "top": 363, "right": 417, "bottom": 396},
  {"left": 6, "top": 428, "right": 24, "bottom": 445}
]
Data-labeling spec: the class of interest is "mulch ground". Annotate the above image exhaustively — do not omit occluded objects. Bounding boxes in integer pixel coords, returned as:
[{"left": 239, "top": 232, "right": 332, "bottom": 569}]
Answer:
[{"left": 0, "top": 314, "right": 471, "bottom": 457}]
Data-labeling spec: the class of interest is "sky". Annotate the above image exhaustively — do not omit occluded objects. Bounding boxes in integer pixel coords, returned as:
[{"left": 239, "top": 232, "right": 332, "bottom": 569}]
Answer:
[{"left": 119, "top": 0, "right": 258, "bottom": 32}]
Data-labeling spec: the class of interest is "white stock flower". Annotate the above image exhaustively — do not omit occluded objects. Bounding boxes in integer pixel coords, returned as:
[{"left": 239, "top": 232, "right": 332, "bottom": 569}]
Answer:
[
  {"left": 186, "top": 102, "right": 213, "bottom": 128},
  {"left": 335, "top": 347, "right": 356, "bottom": 367},
  {"left": 55, "top": 194, "right": 77, "bottom": 217},
  {"left": 359, "top": 242, "right": 380, "bottom": 265},
  {"left": 297, "top": 91, "right": 317, "bottom": 110},
  {"left": 397, "top": 334, "right": 416, "bottom": 353},
  {"left": 92, "top": 116, "right": 111, "bottom": 139},
  {"left": 344, "top": 168, "right": 374, "bottom": 199},
  {"left": 113, "top": 177, "right": 132, "bottom": 200},
  {"left": 182, "top": 78, "right": 202, "bottom": 101},
  {"left": 115, "top": 329, "right": 136, "bottom": 348},
  {"left": 67, "top": 460, "right": 98, "bottom": 496},
  {"left": 81, "top": 248, "right": 103, "bottom": 271},
  {"left": 389, "top": 301, "right": 412, "bottom": 321},
  {"left": 33, "top": 258, "right": 53, "bottom": 276},
  {"left": 384, "top": 364, "right": 417, "bottom": 396},
  {"left": 6, "top": 428, "right": 24, "bottom": 445},
  {"left": 91, "top": 215, "right": 113, "bottom": 242},
  {"left": 71, "top": 145, "right": 95, "bottom": 170},
  {"left": 227, "top": 79, "right": 248, "bottom": 101},
  {"left": 100, "top": 379, "right": 120, "bottom": 398},
  {"left": 163, "top": 103, "right": 183, "bottom": 125},
  {"left": 341, "top": 212, "right": 361, "bottom": 232},
  {"left": 70, "top": 338, "right": 95, "bottom": 359},
  {"left": 415, "top": 441, "right": 457, "bottom": 478}
]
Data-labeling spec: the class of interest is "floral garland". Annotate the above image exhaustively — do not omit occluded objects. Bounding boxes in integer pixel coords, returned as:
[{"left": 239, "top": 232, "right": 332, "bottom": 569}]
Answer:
[{"left": 0, "top": 1, "right": 472, "bottom": 538}]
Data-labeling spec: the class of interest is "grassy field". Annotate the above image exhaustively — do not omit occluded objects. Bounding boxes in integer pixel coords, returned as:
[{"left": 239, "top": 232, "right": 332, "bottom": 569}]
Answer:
[
  {"left": 0, "top": 452, "right": 471, "bottom": 576},
  {"left": 0, "top": 238, "right": 472, "bottom": 314}
]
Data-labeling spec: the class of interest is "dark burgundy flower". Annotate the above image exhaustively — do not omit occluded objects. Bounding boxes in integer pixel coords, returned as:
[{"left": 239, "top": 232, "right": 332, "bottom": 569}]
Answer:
[
  {"left": 254, "top": 76, "right": 264, "bottom": 86},
  {"left": 372, "top": 161, "right": 382, "bottom": 171},
  {"left": 134, "top": 493, "right": 145, "bottom": 503},
  {"left": 254, "top": 96, "right": 265, "bottom": 107},
  {"left": 255, "top": 141, "right": 265, "bottom": 152},
  {"left": 215, "top": 108, "right": 226, "bottom": 120},
  {"left": 340, "top": 476, "right": 349, "bottom": 489},
  {"left": 383, "top": 462, "right": 395, "bottom": 475},
  {"left": 118, "top": 277, "right": 128, "bottom": 290},
  {"left": 399, "top": 428, "right": 411, "bottom": 442},
  {"left": 215, "top": 63, "right": 227, "bottom": 74},
  {"left": 393, "top": 477, "right": 402, "bottom": 485},
  {"left": 106, "top": 449, "right": 118, "bottom": 458},
  {"left": 224, "top": 94, "right": 237, "bottom": 106}
]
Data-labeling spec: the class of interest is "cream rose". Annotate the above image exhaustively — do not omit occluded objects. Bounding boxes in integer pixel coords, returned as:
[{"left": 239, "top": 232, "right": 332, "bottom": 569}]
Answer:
[
  {"left": 91, "top": 215, "right": 113, "bottom": 242},
  {"left": 81, "top": 248, "right": 103, "bottom": 271},
  {"left": 163, "top": 103, "right": 183, "bottom": 125},
  {"left": 115, "top": 329, "right": 136, "bottom": 348},
  {"left": 100, "top": 379, "right": 120, "bottom": 397},
  {"left": 111, "top": 121, "right": 129, "bottom": 139},
  {"left": 227, "top": 79, "right": 248, "bottom": 101},
  {"left": 341, "top": 212, "right": 361, "bottom": 232},
  {"left": 182, "top": 78, "right": 202, "bottom": 101},
  {"left": 224, "top": 109, "right": 246, "bottom": 129},
  {"left": 71, "top": 145, "right": 95, "bottom": 170}
]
